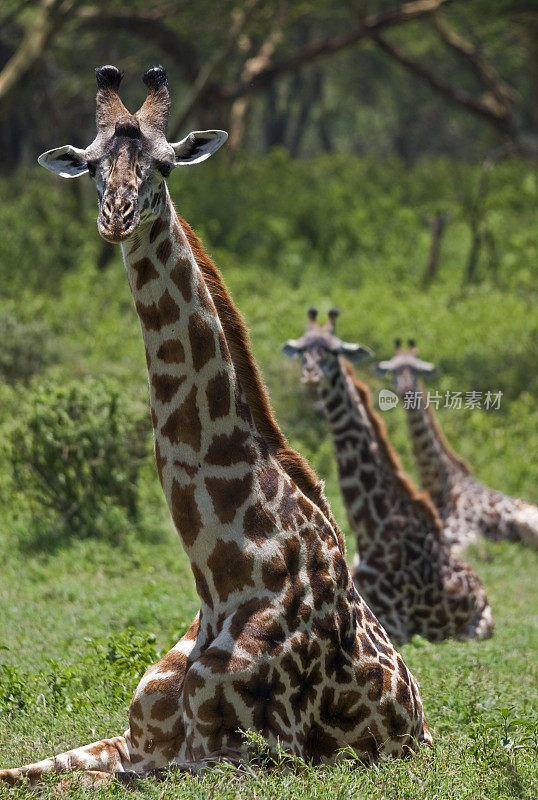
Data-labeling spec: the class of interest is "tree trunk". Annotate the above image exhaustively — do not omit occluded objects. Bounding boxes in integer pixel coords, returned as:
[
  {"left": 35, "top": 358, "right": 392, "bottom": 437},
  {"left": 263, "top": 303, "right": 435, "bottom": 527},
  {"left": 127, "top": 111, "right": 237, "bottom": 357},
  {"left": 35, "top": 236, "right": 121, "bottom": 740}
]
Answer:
[
  {"left": 466, "top": 229, "right": 482, "bottom": 283},
  {"left": 288, "top": 70, "right": 322, "bottom": 157},
  {"left": 422, "top": 211, "right": 449, "bottom": 285},
  {"left": 264, "top": 83, "right": 288, "bottom": 148},
  {"left": 0, "top": 0, "right": 81, "bottom": 115},
  {"left": 527, "top": 22, "right": 538, "bottom": 134}
]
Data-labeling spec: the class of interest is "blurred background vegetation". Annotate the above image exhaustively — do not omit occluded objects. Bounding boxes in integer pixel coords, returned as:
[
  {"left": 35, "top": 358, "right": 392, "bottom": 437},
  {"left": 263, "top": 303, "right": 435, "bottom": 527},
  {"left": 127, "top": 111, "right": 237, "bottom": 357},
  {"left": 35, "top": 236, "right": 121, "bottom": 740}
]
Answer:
[
  {"left": 0, "top": 6, "right": 537, "bottom": 795},
  {"left": 1, "top": 0, "right": 538, "bottom": 163},
  {"left": 0, "top": 0, "right": 536, "bottom": 545}
]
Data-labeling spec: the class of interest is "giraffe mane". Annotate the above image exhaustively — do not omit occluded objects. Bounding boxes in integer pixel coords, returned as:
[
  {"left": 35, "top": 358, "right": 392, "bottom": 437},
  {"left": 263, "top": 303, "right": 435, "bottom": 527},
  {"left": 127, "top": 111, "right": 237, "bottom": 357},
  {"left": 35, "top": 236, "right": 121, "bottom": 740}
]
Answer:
[
  {"left": 419, "top": 386, "right": 472, "bottom": 475},
  {"left": 177, "top": 214, "right": 345, "bottom": 550},
  {"left": 341, "top": 361, "right": 443, "bottom": 530}
]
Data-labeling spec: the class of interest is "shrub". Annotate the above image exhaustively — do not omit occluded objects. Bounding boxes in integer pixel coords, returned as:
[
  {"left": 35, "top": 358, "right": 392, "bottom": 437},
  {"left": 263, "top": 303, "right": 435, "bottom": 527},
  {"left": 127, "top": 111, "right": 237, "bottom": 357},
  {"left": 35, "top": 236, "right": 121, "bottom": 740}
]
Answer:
[
  {"left": 10, "top": 380, "right": 151, "bottom": 544},
  {"left": 0, "top": 312, "right": 58, "bottom": 382}
]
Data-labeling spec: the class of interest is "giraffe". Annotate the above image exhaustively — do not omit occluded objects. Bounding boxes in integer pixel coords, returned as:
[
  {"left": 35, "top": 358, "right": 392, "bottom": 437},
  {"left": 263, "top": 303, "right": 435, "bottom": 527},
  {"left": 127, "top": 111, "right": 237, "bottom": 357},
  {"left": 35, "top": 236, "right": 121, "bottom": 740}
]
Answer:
[
  {"left": 0, "top": 66, "right": 431, "bottom": 786},
  {"left": 283, "top": 309, "right": 493, "bottom": 644},
  {"left": 377, "top": 340, "right": 538, "bottom": 552}
]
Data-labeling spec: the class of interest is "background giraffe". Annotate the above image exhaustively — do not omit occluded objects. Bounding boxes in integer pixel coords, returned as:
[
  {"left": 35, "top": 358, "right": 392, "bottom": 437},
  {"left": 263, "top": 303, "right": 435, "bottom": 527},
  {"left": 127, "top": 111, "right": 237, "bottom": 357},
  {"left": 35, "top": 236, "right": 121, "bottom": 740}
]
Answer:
[
  {"left": 283, "top": 309, "right": 493, "bottom": 643},
  {"left": 0, "top": 66, "right": 430, "bottom": 785},
  {"left": 378, "top": 341, "right": 538, "bottom": 552}
]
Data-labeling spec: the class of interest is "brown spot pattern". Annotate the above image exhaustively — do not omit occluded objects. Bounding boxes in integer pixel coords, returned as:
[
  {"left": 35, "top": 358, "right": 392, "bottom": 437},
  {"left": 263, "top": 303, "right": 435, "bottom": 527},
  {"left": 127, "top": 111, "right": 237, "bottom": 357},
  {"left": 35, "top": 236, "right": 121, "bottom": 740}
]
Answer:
[
  {"left": 232, "top": 664, "right": 289, "bottom": 736},
  {"left": 196, "top": 685, "right": 243, "bottom": 754},
  {"left": 191, "top": 564, "right": 214, "bottom": 608},
  {"left": 196, "top": 273, "right": 214, "bottom": 313},
  {"left": 156, "top": 237, "right": 172, "bottom": 266},
  {"left": 172, "top": 459, "right": 197, "bottom": 479},
  {"left": 170, "top": 478, "right": 202, "bottom": 546},
  {"left": 154, "top": 439, "right": 166, "bottom": 483},
  {"left": 304, "top": 723, "right": 339, "bottom": 763},
  {"left": 259, "top": 464, "right": 279, "bottom": 501},
  {"left": 161, "top": 385, "right": 202, "bottom": 451},
  {"left": 205, "top": 473, "right": 253, "bottom": 524},
  {"left": 188, "top": 312, "right": 216, "bottom": 372},
  {"left": 206, "top": 371, "right": 231, "bottom": 420},
  {"left": 205, "top": 427, "right": 255, "bottom": 467},
  {"left": 136, "top": 290, "right": 180, "bottom": 331},
  {"left": 157, "top": 339, "right": 185, "bottom": 364},
  {"left": 243, "top": 501, "right": 277, "bottom": 544},
  {"left": 170, "top": 260, "right": 193, "bottom": 302},
  {"left": 207, "top": 539, "right": 255, "bottom": 601},
  {"left": 131, "top": 257, "right": 159, "bottom": 290},
  {"left": 151, "top": 373, "right": 186, "bottom": 404},
  {"left": 149, "top": 217, "right": 167, "bottom": 243}
]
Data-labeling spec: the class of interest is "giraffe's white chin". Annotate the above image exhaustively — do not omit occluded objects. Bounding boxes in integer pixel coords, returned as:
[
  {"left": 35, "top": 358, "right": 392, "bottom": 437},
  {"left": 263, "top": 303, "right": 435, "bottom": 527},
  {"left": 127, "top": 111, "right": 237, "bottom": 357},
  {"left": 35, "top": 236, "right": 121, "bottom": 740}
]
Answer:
[
  {"left": 97, "top": 224, "right": 140, "bottom": 244},
  {"left": 97, "top": 211, "right": 141, "bottom": 244}
]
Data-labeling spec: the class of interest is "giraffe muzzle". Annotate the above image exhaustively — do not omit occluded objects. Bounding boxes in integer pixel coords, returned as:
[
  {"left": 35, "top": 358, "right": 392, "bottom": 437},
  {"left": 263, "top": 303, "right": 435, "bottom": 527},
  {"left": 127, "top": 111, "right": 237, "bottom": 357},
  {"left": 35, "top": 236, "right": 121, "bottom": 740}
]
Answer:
[
  {"left": 301, "top": 372, "right": 322, "bottom": 390},
  {"left": 98, "top": 197, "right": 140, "bottom": 243}
]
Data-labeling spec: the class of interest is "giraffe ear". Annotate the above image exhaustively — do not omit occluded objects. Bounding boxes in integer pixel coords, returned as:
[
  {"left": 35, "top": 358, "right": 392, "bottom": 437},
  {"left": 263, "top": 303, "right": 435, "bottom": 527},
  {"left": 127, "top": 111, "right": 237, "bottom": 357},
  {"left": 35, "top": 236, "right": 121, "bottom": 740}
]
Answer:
[
  {"left": 338, "top": 343, "right": 374, "bottom": 363},
  {"left": 410, "top": 357, "right": 436, "bottom": 374},
  {"left": 282, "top": 340, "right": 303, "bottom": 358},
  {"left": 38, "top": 145, "right": 89, "bottom": 178},
  {"left": 376, "top": 359, "right": 394, "bottom": 375},
  {"left": 170, "top": 130, "right": 228, "bottom": 166}
]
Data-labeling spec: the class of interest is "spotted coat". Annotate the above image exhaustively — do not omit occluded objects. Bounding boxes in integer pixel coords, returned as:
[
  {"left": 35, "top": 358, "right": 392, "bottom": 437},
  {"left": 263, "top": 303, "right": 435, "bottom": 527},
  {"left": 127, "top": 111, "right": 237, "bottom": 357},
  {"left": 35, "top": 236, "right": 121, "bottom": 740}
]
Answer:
[
  {"left": 405, "top": 390, "right": 538, "bottom": 552},
  {"left": 0, "top": 66, "right": 430, "bottom": 786},
  {"left": 283, "top": 315, "right": 493, "bottom": 644}
]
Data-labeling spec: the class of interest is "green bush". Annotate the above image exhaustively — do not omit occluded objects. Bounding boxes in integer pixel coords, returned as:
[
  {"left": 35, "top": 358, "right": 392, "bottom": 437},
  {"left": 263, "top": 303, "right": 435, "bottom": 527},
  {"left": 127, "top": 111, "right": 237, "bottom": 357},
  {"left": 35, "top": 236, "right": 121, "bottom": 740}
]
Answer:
[
  {"left": 0, "top": 312, "right": 58, "bottom": 383},
  {"left": 0, "top": 170, "right": 98, "bottom": 293},
  {"left": 10, "top": 381, "right": 151, "bottom": 544}
]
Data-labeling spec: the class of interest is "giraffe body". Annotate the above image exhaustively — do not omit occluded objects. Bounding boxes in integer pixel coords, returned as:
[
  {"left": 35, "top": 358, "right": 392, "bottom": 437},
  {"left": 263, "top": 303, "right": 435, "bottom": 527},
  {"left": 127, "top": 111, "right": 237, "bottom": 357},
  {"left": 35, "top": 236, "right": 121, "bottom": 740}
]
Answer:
[
  {"left": 284, "top": 312, "right": 493, "bottom": 643},
  {"left": 378, "top": 344, "right": 538, "bottom": 552},
  {"left": 0, "top": 67, "right": 430, "bottom": 786}
]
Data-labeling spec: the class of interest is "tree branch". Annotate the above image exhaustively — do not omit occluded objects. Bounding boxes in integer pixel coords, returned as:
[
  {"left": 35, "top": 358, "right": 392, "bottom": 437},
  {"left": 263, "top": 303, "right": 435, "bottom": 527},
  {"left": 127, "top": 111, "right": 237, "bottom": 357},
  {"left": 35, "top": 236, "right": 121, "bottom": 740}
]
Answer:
[
  {"left": 169, "top": 0, "right": 264, "bottom": 139},
  {"left": 432, "top": 14, "right": 517, "bottom": 107},
  {"left": 227, "top": 0, "right": 288, "bottom": 149},
  {"left": 77, "top": 7, "right": 199, "bottom": 83},
  {"left": 372, "top": 32, "right": 518, "bottom": 141},
  {"left": 213, "top": 0, "right": 453, "bottom": 102},
  {"left": 0, "top": 0, "right": 82, "bottom": 114}
]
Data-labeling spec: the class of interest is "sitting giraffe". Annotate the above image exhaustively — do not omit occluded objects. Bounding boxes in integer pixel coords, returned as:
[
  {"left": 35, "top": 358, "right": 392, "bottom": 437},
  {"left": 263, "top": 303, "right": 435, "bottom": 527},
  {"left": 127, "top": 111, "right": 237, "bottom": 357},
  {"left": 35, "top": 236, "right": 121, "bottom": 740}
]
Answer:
[
  {"left": 378, "top": 340, "right": 538, "bottom": 552},
  {"left": 283, "top": 309, "right": 493, "bottom": 643},
  {"left": 0, "top": 67, "right": 431, "bottom": 785}
]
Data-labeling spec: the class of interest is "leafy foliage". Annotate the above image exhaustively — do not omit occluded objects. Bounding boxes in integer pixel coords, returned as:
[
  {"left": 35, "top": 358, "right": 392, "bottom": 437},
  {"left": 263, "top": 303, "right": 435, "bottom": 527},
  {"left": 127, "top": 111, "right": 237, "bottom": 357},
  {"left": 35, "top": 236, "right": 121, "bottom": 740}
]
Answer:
[
  {"left": 0, "top": 312, "right": 58, "bottom": 383},
  {"left": 10, "top": 381, "right": 151, "bottom": 545}
]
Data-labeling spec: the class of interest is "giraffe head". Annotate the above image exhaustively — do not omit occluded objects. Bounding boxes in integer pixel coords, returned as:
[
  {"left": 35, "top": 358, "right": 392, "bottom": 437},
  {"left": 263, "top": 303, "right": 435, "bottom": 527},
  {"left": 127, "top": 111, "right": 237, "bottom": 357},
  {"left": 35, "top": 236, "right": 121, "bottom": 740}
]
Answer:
[
  {"left": 38, "top": 65, "right": 227, "bottom": 243},
  {"left": 377, "top": 339, "right": 437, "bottom": 395},
  {"left": 283, "top": 307, "right": 373, "bottom": 385}
]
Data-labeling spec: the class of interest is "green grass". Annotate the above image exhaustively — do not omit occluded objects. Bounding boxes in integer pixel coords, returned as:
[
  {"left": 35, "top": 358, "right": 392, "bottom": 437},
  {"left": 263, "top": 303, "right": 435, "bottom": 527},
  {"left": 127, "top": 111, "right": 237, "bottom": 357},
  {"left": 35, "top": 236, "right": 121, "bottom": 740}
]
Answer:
[
  {"left": 0, "top": 154, "right": 537, "bottom": 797},
  {"left": 0, "top": 537, "right": 536, "bottom": 799}
]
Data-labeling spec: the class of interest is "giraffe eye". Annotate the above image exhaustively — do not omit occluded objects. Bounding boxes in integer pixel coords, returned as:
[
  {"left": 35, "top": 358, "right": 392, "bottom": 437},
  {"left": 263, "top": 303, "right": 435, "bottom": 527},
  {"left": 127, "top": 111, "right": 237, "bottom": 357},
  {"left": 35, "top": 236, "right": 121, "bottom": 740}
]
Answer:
[
  {"left": 87, "top": 162, "right": 96, "bottom": 178},
  {"left": 157, "top": 163, "right": 172, "bottom": 178}
]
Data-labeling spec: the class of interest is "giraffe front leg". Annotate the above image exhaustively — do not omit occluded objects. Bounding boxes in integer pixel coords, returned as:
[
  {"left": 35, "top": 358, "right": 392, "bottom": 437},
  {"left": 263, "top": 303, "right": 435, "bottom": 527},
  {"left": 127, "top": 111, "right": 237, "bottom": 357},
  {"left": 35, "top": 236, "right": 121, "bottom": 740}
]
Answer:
[
  {"left": 0, "top": 616, "right": 201, "bottom": 785},
  {"left": 0, "top": 733, "right": 133, "bottom": 786},
  {"left": 124, "top": 614, "right": 201, "bottom": 772}
]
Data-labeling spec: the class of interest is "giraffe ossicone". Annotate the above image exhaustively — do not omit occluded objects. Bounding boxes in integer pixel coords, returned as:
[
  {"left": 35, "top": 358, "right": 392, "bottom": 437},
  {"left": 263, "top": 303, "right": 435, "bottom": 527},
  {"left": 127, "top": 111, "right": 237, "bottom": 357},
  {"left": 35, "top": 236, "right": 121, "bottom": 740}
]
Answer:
[
  {"left": 284, "top": 310, "right": 493, "bottom": 643},
  {"left": 378, "top": 341, "right": 538, "bottom": 552},
  {"left": 0, "top": 67, "right": 431, "bottom": 785}
]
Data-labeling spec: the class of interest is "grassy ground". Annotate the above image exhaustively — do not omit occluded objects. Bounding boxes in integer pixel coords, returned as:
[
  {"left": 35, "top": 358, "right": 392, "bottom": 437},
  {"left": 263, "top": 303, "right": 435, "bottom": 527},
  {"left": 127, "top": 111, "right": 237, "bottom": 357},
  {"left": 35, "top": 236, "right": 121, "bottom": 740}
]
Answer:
[
  {"left": 0, "top": 533, "right": 536, "bottom": 799},
  {"left": 0, "top": 155, "right": 537, "bottom": 797}
]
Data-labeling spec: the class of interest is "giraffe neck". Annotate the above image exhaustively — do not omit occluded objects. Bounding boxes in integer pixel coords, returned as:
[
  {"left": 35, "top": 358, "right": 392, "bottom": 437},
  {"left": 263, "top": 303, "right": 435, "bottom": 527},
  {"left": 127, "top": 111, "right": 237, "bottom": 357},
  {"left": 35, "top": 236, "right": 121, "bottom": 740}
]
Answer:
[
  {"left": 121, "top": 189, "right": 272, "bottom": 612},
  {"left": 320, "top": 362, "right": 438, "bottom": 558},
  {"left": 404, "top": 387, "right": 470, "bottom": 508}
]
